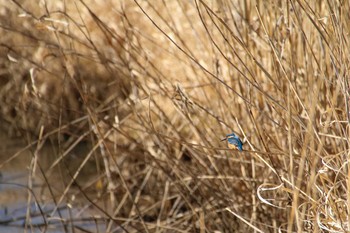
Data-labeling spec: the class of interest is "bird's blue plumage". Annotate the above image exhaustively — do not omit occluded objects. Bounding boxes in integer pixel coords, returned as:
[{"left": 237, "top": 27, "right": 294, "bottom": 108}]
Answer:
[{"left": 224, "top": 133, "right": 243, "bottom": 151}]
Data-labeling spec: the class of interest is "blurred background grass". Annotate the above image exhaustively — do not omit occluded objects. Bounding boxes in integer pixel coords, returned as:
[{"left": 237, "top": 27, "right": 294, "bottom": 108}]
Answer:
[{"left": 0, "top": 0, "right": 349, "bottom": 232}]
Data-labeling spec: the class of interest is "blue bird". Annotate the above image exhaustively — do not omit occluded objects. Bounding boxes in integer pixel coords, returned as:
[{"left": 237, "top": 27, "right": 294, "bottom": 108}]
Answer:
[{"left": 221, "top": 133, "right": 243, "bottom": 151}]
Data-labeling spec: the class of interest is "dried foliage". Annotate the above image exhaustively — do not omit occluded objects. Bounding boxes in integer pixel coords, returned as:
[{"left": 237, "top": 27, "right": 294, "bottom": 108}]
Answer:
[{"left": 0, "top": 0, "right": 350, "bottom": 232}]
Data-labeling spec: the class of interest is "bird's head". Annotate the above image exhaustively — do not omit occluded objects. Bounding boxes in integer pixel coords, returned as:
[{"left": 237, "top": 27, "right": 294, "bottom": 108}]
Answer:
[{"left": 221, "top": 133, "right": 238, "bottom": 141}]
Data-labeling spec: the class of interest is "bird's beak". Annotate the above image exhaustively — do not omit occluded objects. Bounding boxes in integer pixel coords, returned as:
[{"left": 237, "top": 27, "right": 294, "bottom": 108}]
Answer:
[{"left": 221, "top": 137, "right": 227, "bottom": 141}]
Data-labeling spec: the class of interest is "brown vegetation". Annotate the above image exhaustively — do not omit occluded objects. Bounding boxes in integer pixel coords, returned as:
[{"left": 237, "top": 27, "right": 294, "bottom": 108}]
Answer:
[{"left": 0, "top": 1, "right": 349, "bottom": 232}]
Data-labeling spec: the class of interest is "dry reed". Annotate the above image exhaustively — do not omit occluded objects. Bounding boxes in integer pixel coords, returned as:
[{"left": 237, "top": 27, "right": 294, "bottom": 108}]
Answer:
[{"left": 0, "top": 1, "right": 349, "bottom": 232}]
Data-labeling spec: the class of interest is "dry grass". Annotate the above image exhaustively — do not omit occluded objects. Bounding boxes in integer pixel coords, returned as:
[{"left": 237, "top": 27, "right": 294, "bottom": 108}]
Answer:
[{"left": 0, "top": 0, "right": 349, "bottom": 232}]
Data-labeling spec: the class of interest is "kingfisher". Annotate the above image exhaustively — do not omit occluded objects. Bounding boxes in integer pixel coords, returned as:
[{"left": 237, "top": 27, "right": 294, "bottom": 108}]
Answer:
[{"left": 221, "top": 133, "right": 243, "bottom": 151}]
